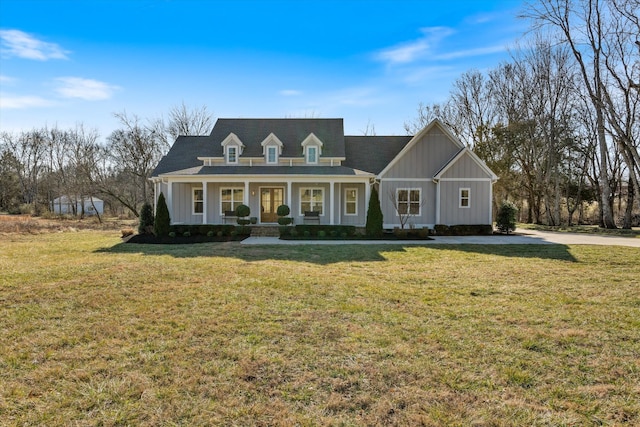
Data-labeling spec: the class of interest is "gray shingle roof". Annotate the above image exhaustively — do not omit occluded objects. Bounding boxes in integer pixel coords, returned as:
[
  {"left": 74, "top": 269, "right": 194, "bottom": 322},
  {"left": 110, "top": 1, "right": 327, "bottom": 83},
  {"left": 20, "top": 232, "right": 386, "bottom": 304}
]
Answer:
[
  {"left": 151, "top": 119, "right": 413, "bottom": 178},
  {"left": 161, "top": 165, "right": 372, "bottom": 177},
  {"left": 343, "top": 135, "right": 411, "bottom": 174}
]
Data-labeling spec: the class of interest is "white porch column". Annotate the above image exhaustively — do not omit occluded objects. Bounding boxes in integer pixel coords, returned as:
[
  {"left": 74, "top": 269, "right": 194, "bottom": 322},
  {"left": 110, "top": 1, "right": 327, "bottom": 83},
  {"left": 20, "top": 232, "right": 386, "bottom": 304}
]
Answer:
[
  {"left": 167, "top": 180, "right": 173, "bottom": 224},
  {"left": 202, "top": 181, "right": 208, "bottom": 224},
  {"left": 287, "top": 180, "right": 292, "bottom": 211},
  {"left": 153, "top": 181, "right": 158, "bottom": 214},
  {"left": 435, "top": 179, "right": 441, "bottom": 225},
  {"left": 244, "top": 181, "right": 249, "bottom": 204},
  {"left": 365, "top": 180, "right": 371, "bottom": 220},
  {"left": 329, "top": 180, "right": 335, "bottom": 225}
]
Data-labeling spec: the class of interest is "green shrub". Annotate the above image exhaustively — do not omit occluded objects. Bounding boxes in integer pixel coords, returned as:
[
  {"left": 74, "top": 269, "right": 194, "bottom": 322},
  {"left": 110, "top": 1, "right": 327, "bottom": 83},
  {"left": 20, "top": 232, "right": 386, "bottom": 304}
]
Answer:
[
  {"left": 207, "top": 230, "right": 215, "bottom": 237},
  {"left": 154, "top": 192, "right": 171, "bottom": 237},
  {"left": 168, "top": 231, "right": 176, "bottom": 238},
  {"left": 318, "top": 230, "right": 326, "bottom": 238},
  {"left": 303, "top": 230, "right": 310, "bottom": 237},
  {"left": 277, "top": 217, "right": 293, "bottom": 225},
  {"left": 183, "top": 231, "right": 191, "bottom": 237},
  {"left": 138, "top": 202, "right": 154, "bottom": 234},
  {"left": 434, "top": 224, "right": 493, "bottom": 236},
  {"left": 237, "top": 218, "right": 251, "bottom": 225},
  {"left": 276, "top": 204, "right": 290, "bottom": 217},
  {"left": 235, "top": 204, "right": 250, "bottom": 218},
  {"left": 496, "top": 201, "right": 517, "bottom": 234},
  {"left": 216, "top": 230, "right": 223, "bottom": 237},
  {"left": 365, "top": 187, "right": 383, "bottom": 237}
]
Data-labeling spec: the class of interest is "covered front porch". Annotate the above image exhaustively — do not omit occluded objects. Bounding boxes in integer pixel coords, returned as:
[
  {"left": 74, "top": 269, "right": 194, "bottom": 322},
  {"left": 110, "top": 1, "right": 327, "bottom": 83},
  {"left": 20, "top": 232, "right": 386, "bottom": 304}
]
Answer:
[{"left": 154, "top": 175, "right": 372, "bottom": 226}]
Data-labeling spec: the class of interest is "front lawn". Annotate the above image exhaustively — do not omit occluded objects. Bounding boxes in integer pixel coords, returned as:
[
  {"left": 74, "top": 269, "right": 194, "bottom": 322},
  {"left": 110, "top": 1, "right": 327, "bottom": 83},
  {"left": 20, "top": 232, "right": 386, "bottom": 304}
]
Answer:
[{"left": 1, "top": 231, "right": 638, "bottom": 425}]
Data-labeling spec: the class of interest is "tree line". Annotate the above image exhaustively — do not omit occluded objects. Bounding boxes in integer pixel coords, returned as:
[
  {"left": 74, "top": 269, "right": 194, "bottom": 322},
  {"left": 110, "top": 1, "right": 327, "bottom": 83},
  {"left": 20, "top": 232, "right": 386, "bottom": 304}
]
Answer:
[
  {"left": 405, "top": 0, "right": 639, "bottom": 228},
  {"left": 0, "top": 104, "right": 213, "bottom": 219},
  {"left": 1, "top": 0, "right": 637, "bottom": 228}
]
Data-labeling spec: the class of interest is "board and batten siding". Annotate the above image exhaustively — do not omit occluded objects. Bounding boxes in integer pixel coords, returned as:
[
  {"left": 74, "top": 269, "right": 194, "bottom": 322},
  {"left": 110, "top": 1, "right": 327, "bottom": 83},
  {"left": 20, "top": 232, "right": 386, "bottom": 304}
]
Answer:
[
  {"left": 338, "top": 183, "right": 366, "bottom": 226},
  {"left": 440, "top": 151, "right": 491, "bottom": 179},
  {"left": 382, "top": 128, "right": 460, "bottom": 179},
  {"left": 438, "top": 180, "right": 492, "bottom": 225},
  {"left": 170, "top": 183, "right": 203, "bottom": 224},
  {"left": 379, "top": 180, "right": 437, "bottom": 228}
]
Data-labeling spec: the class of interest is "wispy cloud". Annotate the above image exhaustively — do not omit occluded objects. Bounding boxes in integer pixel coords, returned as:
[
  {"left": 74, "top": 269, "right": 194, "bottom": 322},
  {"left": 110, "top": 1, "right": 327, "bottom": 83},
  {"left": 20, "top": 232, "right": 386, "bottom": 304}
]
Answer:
[
  {"left": 436, "top": 45, "right": 508, "bottom": 60},
  {"left": 54, "top": 77, "right": 120, "bottom": 100},
  {"left": 0, "top": 74, "right": 17, "bottom": 84},
  {"left": 0, "top": 95, "right": 54, "bottom": 109},
  {"left": 0, "top": 29, "right": 69, "bottom": 60},
  {"left": 375, "top": 27, "right": 455, "bottom": 65},
  {"left": 279, "top": 89, "right": 302, "bottom": 96}
]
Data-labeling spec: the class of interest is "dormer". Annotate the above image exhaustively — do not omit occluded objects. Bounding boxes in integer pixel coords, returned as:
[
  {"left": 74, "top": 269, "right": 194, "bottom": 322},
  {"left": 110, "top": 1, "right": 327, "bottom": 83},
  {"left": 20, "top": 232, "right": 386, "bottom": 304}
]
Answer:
[
  {"left": 260, "top": 133, "right": 284, "bottom": 164},
  {"left": 301, "top": 133, "right": 323, "bottom": 164},
  {"left": 221, "top": 133, "right": 245, "bottom": 164}
]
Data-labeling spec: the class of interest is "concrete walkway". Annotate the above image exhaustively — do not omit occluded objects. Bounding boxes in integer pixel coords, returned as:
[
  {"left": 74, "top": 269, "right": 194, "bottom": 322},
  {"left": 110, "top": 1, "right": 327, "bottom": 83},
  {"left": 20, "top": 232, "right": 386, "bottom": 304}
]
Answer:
[{"left": 242, "top": 228, "right": 640, "bottom": 247}]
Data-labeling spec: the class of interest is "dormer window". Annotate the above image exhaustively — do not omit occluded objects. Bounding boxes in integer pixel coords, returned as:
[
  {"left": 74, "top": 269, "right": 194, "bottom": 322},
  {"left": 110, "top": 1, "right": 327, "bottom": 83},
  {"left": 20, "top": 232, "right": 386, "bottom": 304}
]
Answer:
[
  {"left": 227, "top": 146, "right": 238, "bottom": 164},
  {"left": 267, "top": 145, "right": 278, "bottom": 164},
  {"left": 261, "top": 133, "right": 283, "bottom": 165},
  {"left": 301, "top": 133, "right": 323, "bottom": 165},
  {"left": 307, "top": 146, "right": 317, "bottom": 164},
  {"left": 221, "top": 132, "right": 245, "bottom": 165}
]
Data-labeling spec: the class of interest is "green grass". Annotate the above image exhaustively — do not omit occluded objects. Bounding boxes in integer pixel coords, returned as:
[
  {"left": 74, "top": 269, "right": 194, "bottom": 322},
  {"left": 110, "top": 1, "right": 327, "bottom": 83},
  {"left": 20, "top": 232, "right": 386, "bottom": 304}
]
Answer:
[
  {"left": 1, "top": 231, "right": 639, "bottom": 425},
  {"left": 518, "top": 222, "right": 640, "bottom": 238}
]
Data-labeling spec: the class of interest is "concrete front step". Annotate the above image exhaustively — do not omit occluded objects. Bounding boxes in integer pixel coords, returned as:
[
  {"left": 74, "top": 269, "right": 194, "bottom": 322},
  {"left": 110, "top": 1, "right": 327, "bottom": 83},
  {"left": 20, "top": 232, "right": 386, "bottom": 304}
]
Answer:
[{"left": 250, "top": 226, "right": 281, "bottom": 237}]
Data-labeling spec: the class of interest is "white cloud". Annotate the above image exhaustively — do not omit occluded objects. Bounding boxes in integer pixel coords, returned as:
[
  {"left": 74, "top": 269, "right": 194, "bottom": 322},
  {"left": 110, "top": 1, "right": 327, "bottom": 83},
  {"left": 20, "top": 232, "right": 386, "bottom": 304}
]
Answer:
[
  {"left": 0, "top": 74, "right": 17, "bottom": 84},
  {"left": 0, "top": 29, "right": 69, "bottom": 60},
  {"left": 375, "top": 27, "right": 455, "bottom": 65},
  {"left": 279, "top": 89, "right": 302, "bottom": 96},
  {"left": 436, "top": 45, "right": 508, "bottom": 60},
  {"left": 0, "top": 95, "right": 54, "bottom": 109},
  {"left": 54, "top": 77, "right": 120, "bottom": 100}
]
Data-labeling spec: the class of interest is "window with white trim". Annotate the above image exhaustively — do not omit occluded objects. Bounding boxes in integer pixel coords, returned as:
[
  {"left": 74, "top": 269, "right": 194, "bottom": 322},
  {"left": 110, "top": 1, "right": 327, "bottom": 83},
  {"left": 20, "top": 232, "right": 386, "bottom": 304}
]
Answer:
[
  {"left": 307, "top": 146, "right": 318, "bottom": 164},
  {"left": 227, "top": 146, "right": 238, "bottom": 164},
  {"left": 221, "top": 188, "right": 244, "bottom": 213},
  {"left": 459, "top": 188, "right": 470, "bottom": 208},
  {"left": 300, "top": 188, "right": 324, "bottom": 215},
  {"left": 344, "top": 188, "right": 357, "bottom": 215},
  {"left": 193, "top": 187, "right": 204, "bottom": 215},
  {"left": 396, "top": 188, "right": 421, "bottom": 215},
  {"left": 266, "top": 145, "right": 278, "bottom": 164}
]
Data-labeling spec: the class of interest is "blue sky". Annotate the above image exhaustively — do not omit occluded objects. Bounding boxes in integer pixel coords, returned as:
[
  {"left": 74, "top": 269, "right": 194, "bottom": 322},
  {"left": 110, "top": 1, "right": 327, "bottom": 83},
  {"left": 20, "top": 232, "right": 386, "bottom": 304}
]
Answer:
[{"left": 0, "top": 0, "right": 528, "bottom": 139}]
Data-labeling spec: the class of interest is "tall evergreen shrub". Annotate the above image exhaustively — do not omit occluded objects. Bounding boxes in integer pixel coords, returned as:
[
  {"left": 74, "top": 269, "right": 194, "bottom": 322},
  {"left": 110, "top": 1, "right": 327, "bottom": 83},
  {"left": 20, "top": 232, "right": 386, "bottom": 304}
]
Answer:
[
  {"left": 496, "top": 200, "right": 517, "bottom": 234},
  {"left": 138, "top": 202, "right": 154, "bottom": 234},
  {"left": 365, "top": 187, "right": 384, "bottom": 237},
  {"left": 154, "top": 192, "right": 171, "bottom": 236}
]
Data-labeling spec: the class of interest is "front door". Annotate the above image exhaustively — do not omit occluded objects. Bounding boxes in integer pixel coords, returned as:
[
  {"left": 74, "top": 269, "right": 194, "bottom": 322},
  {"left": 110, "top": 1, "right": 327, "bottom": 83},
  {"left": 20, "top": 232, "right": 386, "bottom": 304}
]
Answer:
[{"left": 260, "top": 188, "right": 283, "bottom": 223}]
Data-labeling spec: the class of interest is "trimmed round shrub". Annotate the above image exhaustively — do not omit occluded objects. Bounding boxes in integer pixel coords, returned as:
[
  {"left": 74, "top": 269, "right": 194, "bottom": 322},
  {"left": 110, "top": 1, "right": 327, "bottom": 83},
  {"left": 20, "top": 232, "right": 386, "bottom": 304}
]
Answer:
[
  {"left": 183, "top": 231, "right": 191, "bottom": 237},
  {"left": 207, "top": 230, "right": 215, "bottom": 237},
  {"left": 168, "top": 231, "right": 176, "bottom": 238},
  {"left": 277, "top": 217, "right": 293, "bottom": 225},
  {"left": 235, "top": 204, "right": 250, "bottom": 218},
  {"left": 276, "top": 204, "right": 290, "bottom": 217},
  {"left": 318, "top": 230, "right": 326, "bottom": 238}
]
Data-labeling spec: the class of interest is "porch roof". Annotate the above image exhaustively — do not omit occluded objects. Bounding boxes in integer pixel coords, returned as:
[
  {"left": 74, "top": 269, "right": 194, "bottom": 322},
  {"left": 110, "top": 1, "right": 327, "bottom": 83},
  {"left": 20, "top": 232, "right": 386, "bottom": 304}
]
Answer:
[{"left": 157, "top": 165, "right": 374, "bottom": 178}]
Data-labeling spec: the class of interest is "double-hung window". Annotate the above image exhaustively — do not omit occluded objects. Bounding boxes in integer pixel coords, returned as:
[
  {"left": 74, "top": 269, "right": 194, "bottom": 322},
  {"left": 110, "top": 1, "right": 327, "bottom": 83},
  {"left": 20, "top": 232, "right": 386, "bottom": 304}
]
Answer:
[
  {"left": 193, "top": 188, "right": 204, "bottom": 215},
  {"left": 221, "top": 188, "right": 243, "bottom": 213},
  {"left": 344, "top": 188, "right": 357, "bottom": 215},
  {"left": 266, "top": 145, "right": 278, "bottom": 164},
  {"left": 459, "top": 188, "right": 470, "bottom": 208},
  {"left": 307, "top": 146, "right": 318, "bottom": 164},
  {"left": 227, "top": 146, "right": 238, "bottom": 164},
  {"left": 396, "top": 188, "right": 421, "bottom": 215},
  {"left": 300, "top": 188, "right": 323, "bottom": 215}
]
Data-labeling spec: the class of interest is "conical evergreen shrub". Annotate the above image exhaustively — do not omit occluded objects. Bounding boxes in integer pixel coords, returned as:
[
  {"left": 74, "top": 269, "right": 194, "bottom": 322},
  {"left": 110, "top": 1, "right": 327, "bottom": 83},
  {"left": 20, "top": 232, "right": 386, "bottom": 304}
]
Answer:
[
  {"left": 154, "top": 192, "right": 171, "bottom": 236},
  {"left": 138, "top": 202, "right": 154, "bottom": 234},
  {"left": 365, "top": 187, "right": 384, "bottom": 237}
]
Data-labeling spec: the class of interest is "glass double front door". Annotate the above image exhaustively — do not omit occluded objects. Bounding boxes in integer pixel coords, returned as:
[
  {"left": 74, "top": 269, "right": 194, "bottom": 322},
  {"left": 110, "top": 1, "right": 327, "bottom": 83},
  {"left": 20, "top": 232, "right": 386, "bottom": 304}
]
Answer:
[{"left": 260, "top": 188, "right": 283, "bottom": 223}]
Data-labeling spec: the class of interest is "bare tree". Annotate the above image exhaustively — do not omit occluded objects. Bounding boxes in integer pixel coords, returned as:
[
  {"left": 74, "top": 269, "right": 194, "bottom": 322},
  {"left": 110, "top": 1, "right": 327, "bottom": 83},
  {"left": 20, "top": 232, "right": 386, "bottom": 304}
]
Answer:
[{"left": 522, "top": 0, "right": 639, "bottom": 227}]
